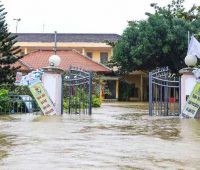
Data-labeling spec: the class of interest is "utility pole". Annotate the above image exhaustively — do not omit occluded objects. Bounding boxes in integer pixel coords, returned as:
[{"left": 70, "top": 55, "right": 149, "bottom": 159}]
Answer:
[
  {"left": 42, "top": 24, "right": 45, "bottom": 33},
  {"left": 13, "top": 18, "right": 21, "bottom": 33},
  {"left": 188, "top": 31, "right": 190, "bottom": 47},
  {"left": 54, "top": 31, "right": 57, "bottom": 55}
]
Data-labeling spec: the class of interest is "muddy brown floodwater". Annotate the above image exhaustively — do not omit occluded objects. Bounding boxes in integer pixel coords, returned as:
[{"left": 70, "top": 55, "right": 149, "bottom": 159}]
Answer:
[{"left": 0, "top": 102, "right": 200, "bottom": 170}]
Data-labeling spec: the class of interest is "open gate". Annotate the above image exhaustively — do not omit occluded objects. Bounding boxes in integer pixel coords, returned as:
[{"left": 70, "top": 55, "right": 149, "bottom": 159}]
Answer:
[
  {"left": 149, "top": 67, "right": 181, "bottom": 116},
  {"left": 63, "top": 67, "right": 92, "bottom": 115}
]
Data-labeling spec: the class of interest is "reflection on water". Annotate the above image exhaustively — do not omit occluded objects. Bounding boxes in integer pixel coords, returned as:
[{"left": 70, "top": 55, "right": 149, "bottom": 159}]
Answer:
[
  {"left": 0, "top": 133, "right": 16, "bottom": 160},
  {"left": 0, "top": 134, "right": 8, "bottom": 160},
  {"left": 0, "top": 103, "right": 200, "bottom": 169}
]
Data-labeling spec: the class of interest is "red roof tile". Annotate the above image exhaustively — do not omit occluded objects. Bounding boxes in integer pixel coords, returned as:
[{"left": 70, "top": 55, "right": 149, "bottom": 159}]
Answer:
[
  {"left": 14, "top": 50, "right": 111, "bottom": 73},
  {"left": 13, "top": 61, "right": 29, "bottom": 71}
]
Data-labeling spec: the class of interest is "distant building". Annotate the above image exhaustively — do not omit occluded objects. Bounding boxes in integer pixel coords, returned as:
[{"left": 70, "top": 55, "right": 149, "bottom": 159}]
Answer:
[
  {"left": 14, "top": 50, "right": 111, "bottom": 73},
  {"left": 13, "top": 33, "right": 148, "bottom": 101},
  {"left": 14, "top": 33, "right": 120, "bottom": 64}
]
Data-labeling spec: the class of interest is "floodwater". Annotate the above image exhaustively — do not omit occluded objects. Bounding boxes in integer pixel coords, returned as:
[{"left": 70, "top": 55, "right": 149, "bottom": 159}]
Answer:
[{"left": 0, "top": 102, "right": 200, "bottom": 170}]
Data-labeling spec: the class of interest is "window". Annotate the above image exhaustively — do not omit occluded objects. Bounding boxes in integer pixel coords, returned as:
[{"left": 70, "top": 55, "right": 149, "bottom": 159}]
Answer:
[
  {"left": 100, "top": 52, "right": 108, "bottom": 64},
  {"left": 86, "top": 52, "right": 93, "bottom": 59}
]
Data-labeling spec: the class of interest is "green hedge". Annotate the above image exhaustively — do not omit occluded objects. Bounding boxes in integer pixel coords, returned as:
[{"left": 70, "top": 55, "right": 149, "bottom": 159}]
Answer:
[
  {"left": 0, "top": 89, "right": 10, "bottom": 113},
  {"left": 63, "top": 94, "right": 101, "bottom": 111},
  {"left": 92, "top": 95, "right": 101, "bottom": 107}
]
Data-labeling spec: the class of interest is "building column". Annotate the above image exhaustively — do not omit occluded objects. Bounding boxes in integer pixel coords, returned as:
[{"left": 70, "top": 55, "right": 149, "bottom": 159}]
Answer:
[
  {"left": 82, "top": 48, "right": 86, "bottom": 55},
  {"left": 116, "top": 79, "right": 119, "bottom": 100},
  {"left": 24, "top": 48, "right": 28, "bottom": 54},
  {"left": 140, "top": 74, "right": 143, "bottom": 101},
  {"left": 111, "top": 48, "right": 113, "bottom": 57},
  {"left": 42, "top": 67, "right": 64, "bottom": 115}
]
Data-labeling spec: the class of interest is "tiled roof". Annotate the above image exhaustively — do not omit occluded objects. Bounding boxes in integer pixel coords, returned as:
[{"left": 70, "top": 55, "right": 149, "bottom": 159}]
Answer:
[
  {"left": 14, "top": 33, "right": 120, "bottom": 43},
  {"left": 14, "top": 60, "right": 33, "bottom": 71},
  {"left": 14, "top": 50, "right": 111, "bottom": 73}
]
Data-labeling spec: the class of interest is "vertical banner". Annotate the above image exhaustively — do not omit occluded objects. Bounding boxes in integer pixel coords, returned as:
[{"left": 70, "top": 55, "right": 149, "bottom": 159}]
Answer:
[
  {"left": 29, "top": 80, "right": 56, "bottom": 115},
  {"left": 182, "top": 82, "right": 200, "bottom": 118}
]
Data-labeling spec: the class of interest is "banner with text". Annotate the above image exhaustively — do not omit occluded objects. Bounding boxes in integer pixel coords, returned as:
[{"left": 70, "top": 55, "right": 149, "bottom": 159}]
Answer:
[
  {"left": 182, "top": 82, "right": 200, "bottom": 118},
  {"left": 29, "top": 81, "right": 56, "bottom": 115}
]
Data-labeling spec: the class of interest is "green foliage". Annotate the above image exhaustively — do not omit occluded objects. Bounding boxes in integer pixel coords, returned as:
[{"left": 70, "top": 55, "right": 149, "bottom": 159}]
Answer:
[
  {"left": 0, "top": 2, "right": 22, "bottom": 84},
  {"left": 118, "top": 81, "right": 133, "bottom": 101},
  {"left": 0, "top": 89, "right": 9, "bottom": 100},
  {"left": 0, "top": 84, "right": 32, "bottom": 96},
  {"left": 63, "top": 87, "right": 88, "bottom": 111},
  {"left": 63, "top": 99, "right": 69, "bottom": 111},
  {"left": 0, "top": 89, "right": 10, "bottom": 113},
  {"left": 63, "top": 87, "right": 102, "bottom": 111},
  {"left": 0, "top": 85, "right": 39, "bottom": 114},
  {"left": 12, "top": 86, "right": 32, "bottom": 96},
  {"left": 112, "top": 0, "right": 200, "bottom": 74},
  {"left": 92, "top": 95, "right": 101, "bottom": 107}
]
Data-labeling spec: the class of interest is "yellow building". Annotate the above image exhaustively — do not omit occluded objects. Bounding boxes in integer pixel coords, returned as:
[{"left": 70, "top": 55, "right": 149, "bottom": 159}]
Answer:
[
  {"left": 14, "top": 33, "right": 148, "bottom": 101},
  {"left": 15, "top": 33, "right": 117, "bottom": 63}
]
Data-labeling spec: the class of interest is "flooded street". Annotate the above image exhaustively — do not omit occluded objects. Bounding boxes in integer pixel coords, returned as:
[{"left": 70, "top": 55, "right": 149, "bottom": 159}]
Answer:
[{"left": 0, "top": 102, "right": 200, "bottom": 170}]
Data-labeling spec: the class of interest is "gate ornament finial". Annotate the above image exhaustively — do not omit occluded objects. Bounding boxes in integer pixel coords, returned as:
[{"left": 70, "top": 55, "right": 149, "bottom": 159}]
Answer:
[
  {"left": 185, "top": 55, "right": 197, "bottom": 67},
  {"left": 185, "top": 35, "right": 200, "bottom": 67},
  {"left": 49, "top": 55, "right": 61, "bottom": 67}
]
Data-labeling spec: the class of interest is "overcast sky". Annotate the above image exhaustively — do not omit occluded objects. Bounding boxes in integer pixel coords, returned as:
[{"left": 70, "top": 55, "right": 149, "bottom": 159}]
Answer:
[{"left": 2, "top": 0, "right": 200, "bottom": 34}]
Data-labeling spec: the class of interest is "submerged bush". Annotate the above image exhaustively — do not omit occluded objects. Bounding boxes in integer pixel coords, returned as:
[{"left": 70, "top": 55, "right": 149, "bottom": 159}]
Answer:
[
  {"left": 63, "top": 94, "right": 102, "bottom": 110},
  {"left": 92, "top": 95, "right": 101, "bottom": 107},
  {"left": 12, "top": 86, "right": 32, "bottom": 96},
  {"left": 63, "top": 99, "right": 69, "bottom": 111},
  {"left": 0, "top": 89, "right": 10, "bottom": 113}
]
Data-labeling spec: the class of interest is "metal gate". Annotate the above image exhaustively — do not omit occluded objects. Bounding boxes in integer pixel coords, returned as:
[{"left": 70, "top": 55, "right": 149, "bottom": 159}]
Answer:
[
  {"left": 63, "top": 67, "right": 92, "bottom": 115},
  {"left": 149, "top": 67, "right": 181, "bottom": 116}
]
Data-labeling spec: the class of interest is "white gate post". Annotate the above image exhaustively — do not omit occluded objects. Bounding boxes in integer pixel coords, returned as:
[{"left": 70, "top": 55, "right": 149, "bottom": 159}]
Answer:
[
  {"left": 179, "top": 68, "right": 196, "bottom": 112},
  {"left": 42, "top": 55, "right": 64, "bottom": 115}
]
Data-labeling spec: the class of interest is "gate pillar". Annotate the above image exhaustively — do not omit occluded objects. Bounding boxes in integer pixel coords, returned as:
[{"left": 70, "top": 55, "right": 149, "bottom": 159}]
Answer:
[
  {"left": 179, "top": 68, "right": 196, "bottom": 112},
  {"left": 42, "top": 67, "right": 64, "bottom": 115}
]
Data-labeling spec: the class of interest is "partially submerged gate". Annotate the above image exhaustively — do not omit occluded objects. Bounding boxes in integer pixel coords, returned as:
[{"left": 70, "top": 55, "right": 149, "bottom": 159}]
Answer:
[
  {"left": 63, "top": 67, "right": 92, "bottom": 115},
  {"left": 149, "top": 67, "right": 181, "bottom": 116}
]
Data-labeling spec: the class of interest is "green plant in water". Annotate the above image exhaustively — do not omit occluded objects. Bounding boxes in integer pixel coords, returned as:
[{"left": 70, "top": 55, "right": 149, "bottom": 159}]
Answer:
[
  {"left": 92, "top": 95, "right": 101, "bottom": 107},
  {"left": 0, "top": 89, "right": 11, "bottom": 113},
  {"left": 63, "top": 87, "right": 102, "bottom": 111},
  {"left": 12, "top": 86, "right": 32, "bottom": 97}
]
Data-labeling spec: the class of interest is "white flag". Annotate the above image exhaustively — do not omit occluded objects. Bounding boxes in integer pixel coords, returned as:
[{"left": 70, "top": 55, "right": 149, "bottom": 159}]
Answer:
[{"left": 187, "top": 36, "right": 200, "bottom": 59}]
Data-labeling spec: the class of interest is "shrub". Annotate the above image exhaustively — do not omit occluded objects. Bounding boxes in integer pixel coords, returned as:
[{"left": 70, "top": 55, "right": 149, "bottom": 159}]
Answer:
[
  {"left": 63, "top": 99, "right": 69, "bottom": 111},
  {"left": 0, "top": 89, "right": 10, "bottom": 113},
  {"left": 63, "top": 94, "right": 102, "bottom": 110},
  {"left": 92, "top": 95, "right": 101, "bottom": 107},
  {"left": 12, "top": 86, "right": 32, "bottom": 96}
]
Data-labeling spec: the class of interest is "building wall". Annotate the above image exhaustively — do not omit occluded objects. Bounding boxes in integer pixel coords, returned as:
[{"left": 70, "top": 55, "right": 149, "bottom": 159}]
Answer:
[
  {"left": 16, "top": 42, "right": 113, "bottom": 64},
  {"left": 122, "top": 74, "right": 148, "bottom": 101}
]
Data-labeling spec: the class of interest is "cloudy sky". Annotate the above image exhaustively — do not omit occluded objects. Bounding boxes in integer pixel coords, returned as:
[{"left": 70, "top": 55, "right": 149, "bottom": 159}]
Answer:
[{"left": 2, "top": 0, "right": 200, "bottom": 34}]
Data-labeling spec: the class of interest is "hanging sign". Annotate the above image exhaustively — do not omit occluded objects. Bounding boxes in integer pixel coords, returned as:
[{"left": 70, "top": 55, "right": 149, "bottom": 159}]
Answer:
[
  {"left": 29, "top": 80, "right": 56, "bottom": 115},
  {"left": 182, "top": 82, "right": 200, "bottom": 118},
  {"left": 18, "top": 70, "right": 56, "bottom": 115}
]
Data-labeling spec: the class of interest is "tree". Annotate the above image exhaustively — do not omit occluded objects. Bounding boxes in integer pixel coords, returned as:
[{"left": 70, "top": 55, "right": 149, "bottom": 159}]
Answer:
[
  {"left": 0, "top": 1, "right": 21, "bottom": 84},
  {"left": 112, "top": 0, "right": 200, "bottom": 74}
]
